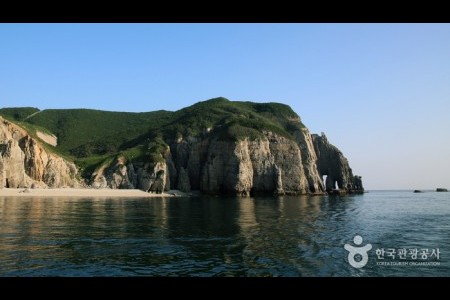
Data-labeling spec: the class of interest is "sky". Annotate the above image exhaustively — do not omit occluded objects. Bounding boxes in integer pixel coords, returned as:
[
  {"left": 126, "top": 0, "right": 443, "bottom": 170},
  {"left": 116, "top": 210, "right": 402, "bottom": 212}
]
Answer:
[{"left": 1, "top": 23, "right": 449, "bottom": 190}]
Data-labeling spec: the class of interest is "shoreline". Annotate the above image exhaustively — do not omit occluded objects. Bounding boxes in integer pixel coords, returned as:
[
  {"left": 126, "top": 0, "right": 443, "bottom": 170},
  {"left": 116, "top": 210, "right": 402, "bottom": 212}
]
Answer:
[{"left": 0, "top": 188, "right": 183, "bottom": 198}]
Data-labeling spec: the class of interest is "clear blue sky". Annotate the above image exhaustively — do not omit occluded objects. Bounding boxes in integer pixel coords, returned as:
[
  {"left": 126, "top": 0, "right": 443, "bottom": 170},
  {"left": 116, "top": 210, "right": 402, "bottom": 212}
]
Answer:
[{"left": 1, "top": 23, "right": 449, "bottom": 190}]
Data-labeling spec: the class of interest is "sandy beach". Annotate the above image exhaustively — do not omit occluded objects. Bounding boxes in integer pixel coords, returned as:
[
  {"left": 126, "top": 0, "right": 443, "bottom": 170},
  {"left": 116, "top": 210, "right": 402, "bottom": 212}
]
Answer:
[{"left": 0, "top": 188, "right": 179, "bottom": 198}]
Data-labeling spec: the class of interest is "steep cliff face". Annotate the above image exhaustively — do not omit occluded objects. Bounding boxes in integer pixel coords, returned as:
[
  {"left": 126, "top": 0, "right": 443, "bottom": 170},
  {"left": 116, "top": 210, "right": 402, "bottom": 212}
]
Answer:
[
  {"left": 174, "top": 131, "right": 319, "bottom": 195},
  {"left": 1, "top": 99, "right": 363, "bottom": 195},
  {"left": 164, "top": 128, "right": 364, "bottom": 196},
  {"left": 92, "top": 129, "right": 363, "bottom": 196},
  {"left": 312, "top": 132, "right": 364, "bottom": 193},
  {"left": 91, "top": 156, "right": 170, "bottom": 194},
  {"left": 293, "top": 127, "right": 325, "bottom": 193},
  {"left": 0, "top": 117, "right": 79, "bottom": 188}
]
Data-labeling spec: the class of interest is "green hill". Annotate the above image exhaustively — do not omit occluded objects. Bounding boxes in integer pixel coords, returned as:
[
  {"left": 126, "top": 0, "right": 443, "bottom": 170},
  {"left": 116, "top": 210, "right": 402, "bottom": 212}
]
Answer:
[
  {"left": 25, "top": 109, "right": 174, "bottom": 156},
  {"left": 0, "top": 107, "right": 40, "bottom": 121},
  {"left": 0, "top": 97, "right": 306, "bottom": 178}
]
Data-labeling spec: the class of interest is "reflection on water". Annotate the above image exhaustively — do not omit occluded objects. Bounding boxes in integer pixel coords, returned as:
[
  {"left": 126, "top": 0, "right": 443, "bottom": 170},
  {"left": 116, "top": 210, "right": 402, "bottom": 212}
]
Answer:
[{"left": 0, "top": 191, "right": 448, "bottom": 276}]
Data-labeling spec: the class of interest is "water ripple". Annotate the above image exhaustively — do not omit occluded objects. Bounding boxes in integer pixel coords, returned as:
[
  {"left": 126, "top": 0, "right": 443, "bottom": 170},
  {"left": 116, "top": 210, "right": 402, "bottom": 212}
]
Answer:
[{"left": 0, "top": 192, "right": 448, "bottom": 276}]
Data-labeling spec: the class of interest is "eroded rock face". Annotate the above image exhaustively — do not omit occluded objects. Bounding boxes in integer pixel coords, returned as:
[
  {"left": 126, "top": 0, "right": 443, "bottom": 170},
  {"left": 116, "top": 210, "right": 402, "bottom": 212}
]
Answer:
[
  {"left": 93, "top": 128, "right": 363, "bottom": 196},
  {"left": 148, "top": 168, "right": 166, "bottom": 194},
  {"left": 1, "top": 114, "right": 362, "bottom": 196},
  {"left": 0, "top": 156, "right": 4, "bottom": 188},
  {"left": 0, "top": 117, "right": 79, "bottom": 188},
  {"left": 312, "top": 132, "right": 363, "bottom": 193},
  {"left": 1, "top": 139, "right": 28, "bottom": 188},
  {"left": 168, "top": 132, "right": 313, "bottom": 196},
  {"left": 92, "top": 157, "right": 170, "bottom": 193},
  {"left": 104, "top": 157, "right": 134, "bottom": 189},
  {"left": 177, "top": 167, "right": 191, "bottom": 192},
  {"left": 294, "top": 128, "right": 325, "bottom": 193}
]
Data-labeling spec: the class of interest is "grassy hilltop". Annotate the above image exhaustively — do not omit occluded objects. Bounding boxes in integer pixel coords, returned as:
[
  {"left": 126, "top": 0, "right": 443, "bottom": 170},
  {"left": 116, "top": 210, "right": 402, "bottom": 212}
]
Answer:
[{"left": 0, "top": 97, "right": 305, "bottom": 178}]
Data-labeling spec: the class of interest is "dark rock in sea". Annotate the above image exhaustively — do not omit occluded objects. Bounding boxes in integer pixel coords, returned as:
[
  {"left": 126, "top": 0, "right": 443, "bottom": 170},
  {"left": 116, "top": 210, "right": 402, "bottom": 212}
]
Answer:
[
  {"left": 327, "top": 189, "right": 347, "bottom": 196},
  {"left": 436, "top": 188, "right": 448, "bottom": 192},
  {"left": 312, "top": 133, "right": 364, "bottom": 194},
  {"left": 413, "top": 190, "right": 423, "bottom": 193}
]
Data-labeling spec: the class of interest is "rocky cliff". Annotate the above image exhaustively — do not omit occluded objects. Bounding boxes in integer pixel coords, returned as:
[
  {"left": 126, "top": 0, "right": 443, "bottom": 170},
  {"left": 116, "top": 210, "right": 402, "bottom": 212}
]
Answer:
[
  {"left": 93, "top": 129, "right": 362, "bottom": 196},
  {"left": 0, "top": 99, "right": 363, "bottom": 195},
  {"left": 0, "top": 116, "right": 79, "bottom": 189},
  {"left": 90, "top": 156, "right": 170, "bottom": 194},
  {"left": 312, "top": 132, "right": 363, "bottom": 193}
]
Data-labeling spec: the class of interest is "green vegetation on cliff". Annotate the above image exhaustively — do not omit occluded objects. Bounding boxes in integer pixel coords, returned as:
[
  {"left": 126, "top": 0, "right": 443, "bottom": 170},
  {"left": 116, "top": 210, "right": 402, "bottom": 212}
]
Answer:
[
  {"left": 0, "top": 97, "right": 305, "bottom": 177},
  {"left": 0, "top": 107, "right": 40, "bottom": 121},
  {"left": 160, "top": 97, "right": 303, "bottom": 141}
]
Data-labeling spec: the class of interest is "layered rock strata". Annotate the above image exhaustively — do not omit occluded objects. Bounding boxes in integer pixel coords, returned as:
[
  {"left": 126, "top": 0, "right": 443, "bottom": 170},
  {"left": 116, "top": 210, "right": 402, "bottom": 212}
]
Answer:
[{"left": 0, "top": 117, "right": 79, "bottom": 188}]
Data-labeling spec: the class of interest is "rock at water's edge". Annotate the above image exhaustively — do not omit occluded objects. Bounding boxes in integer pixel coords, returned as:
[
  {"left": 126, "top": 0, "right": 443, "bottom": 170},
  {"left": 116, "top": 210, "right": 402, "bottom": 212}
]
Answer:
[{"left": 0, "top": 117, "right": 79, "bottom": 189}]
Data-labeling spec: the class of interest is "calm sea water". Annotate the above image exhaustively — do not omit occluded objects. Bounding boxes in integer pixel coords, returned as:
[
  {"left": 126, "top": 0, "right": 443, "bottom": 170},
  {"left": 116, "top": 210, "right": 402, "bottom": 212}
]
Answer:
[{"left": 0, "top": 191, "right": 448, "bottom": 276}]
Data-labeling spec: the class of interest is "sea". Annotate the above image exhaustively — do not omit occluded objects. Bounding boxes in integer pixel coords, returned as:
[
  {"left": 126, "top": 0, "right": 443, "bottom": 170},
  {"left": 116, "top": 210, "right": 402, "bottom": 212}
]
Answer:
[{"left": 0, "top": 190, "right": 448, "bottom": 276}]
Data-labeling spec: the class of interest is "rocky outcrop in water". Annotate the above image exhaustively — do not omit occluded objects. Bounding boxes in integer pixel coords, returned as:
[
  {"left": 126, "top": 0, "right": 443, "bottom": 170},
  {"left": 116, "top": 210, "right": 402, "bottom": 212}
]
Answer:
[
  {"left": 163, "top": 131, "right": 311, "bottom": 196},
  {"left": 312, "top": 132, "right": 364, "bottom": 193},
  {"left": 0, "top": 117, "right": 79, "bottom": 188},
  {"left": 91, "top": 128, "right": 362, "bottom": 196},
  {"left": 1, "top": 100, "right": 363, "bottom": 196}
]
